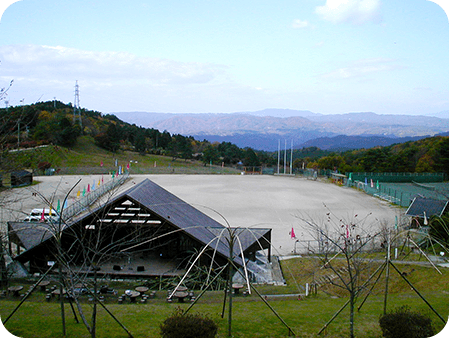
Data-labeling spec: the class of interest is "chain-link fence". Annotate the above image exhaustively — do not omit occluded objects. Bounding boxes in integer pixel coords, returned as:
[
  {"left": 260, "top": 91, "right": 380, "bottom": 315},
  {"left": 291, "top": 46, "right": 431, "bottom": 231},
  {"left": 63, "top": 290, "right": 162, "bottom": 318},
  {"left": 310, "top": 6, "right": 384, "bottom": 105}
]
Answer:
[
  {"left": 348, "top": 172, "right": 445, "bottom": 183},
  {"left": 56, "top": 165, "right": 241, "bottom": 175},
  {"left": 348, "top": 180, "right": 449, "bottom": 207},
  {"left": 292, "top": 235, "right": 383, "bottom": 255}
]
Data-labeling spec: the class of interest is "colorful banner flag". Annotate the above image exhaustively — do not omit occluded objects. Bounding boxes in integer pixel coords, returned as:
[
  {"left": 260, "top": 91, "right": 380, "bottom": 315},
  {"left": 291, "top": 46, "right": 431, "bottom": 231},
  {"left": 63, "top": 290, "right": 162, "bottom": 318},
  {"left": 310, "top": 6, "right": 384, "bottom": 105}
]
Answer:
[
  {"left": 40, "top": 208, "right": 45, "bottom": 222},
  {"left": 290, "top": 227, "right": 296, "bottom": 239}
]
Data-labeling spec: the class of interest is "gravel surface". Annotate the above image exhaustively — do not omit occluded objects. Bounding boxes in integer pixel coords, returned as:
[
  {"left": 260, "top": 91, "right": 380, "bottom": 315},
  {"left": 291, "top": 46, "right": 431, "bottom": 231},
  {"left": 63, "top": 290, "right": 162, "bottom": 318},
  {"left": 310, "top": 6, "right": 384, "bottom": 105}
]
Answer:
[{"left": 1, "top": 174, "right": 401, "bottom": 256}]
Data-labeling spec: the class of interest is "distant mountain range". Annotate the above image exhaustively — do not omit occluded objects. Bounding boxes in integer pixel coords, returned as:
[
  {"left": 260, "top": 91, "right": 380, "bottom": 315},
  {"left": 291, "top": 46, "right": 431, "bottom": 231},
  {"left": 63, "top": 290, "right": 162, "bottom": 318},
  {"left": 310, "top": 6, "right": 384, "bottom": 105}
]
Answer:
[{"left": 112, "top": 109, "right": 449, "bottom": 151}]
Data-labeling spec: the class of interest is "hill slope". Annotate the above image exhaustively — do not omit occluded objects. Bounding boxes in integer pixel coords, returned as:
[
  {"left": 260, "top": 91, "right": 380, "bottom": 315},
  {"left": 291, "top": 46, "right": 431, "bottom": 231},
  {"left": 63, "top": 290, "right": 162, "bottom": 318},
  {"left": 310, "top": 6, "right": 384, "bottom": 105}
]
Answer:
[{"left": 112, "top": 110, "right": 449, "bottom": 151}]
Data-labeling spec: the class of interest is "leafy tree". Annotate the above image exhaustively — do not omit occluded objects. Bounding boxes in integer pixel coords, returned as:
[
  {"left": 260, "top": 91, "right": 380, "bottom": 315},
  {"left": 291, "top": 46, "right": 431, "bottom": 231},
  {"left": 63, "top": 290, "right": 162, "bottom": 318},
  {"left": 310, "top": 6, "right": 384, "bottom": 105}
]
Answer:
[
  {"left": 158, "top": 130, "right": 172, "bottom": 149},
  {"left": 434, "top": 137, "right": 449, "bottom": 175},
  {"left": 218, "top": 142, "right": 243, "bottom": 164},
  {"left": 169, "top": 134, "right": 193, "bottom": 160},
  {"left": 243, "top": 148, "right": 260, "bottom": 167},
  {"left": 415, "top": 154, "right": 435, "bottom": 173},
  {"left": 203, "top": 144, "right": 220, "bottom": 165},
  {"left": 317, "top": 154, "right": 346, "bottom": 171},
  {"left": 54, "top": 117, "right": 79, "bottom": 147},
  {"left": 94, "top": 124, "right": 120, "bottom": 152},
  {"left": 133, "top": 130, "right": 147, "bottom": 155}
]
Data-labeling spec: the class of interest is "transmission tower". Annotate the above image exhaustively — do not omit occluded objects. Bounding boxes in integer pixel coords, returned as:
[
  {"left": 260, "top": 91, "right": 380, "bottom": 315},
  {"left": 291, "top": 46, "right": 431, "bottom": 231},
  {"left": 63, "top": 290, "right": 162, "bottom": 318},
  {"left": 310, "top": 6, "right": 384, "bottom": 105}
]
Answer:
[{"left": 73, "top": 80, "right": 82, "bottom": 129}]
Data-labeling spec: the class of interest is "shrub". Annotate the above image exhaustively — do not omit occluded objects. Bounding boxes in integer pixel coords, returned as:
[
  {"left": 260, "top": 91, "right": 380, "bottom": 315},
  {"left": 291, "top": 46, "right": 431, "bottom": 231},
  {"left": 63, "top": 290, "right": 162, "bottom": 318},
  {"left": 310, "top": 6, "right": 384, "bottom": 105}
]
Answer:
[
  {"left": 379, "top": 305, "right": 434, "bottom": 338},
  {"left": 160, "top": 307, "right": 218, "bottom": 338}
]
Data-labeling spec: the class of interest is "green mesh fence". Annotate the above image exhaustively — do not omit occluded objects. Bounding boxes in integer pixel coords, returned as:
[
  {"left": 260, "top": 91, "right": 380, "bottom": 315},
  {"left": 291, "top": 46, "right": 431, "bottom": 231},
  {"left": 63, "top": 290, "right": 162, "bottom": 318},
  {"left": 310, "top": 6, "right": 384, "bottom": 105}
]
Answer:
[
  {"left": 347, "top": 172, "right": 445, "bottom": 183},
  {"left": 348, "top": 180, "right": 449, "bottom": 207}
]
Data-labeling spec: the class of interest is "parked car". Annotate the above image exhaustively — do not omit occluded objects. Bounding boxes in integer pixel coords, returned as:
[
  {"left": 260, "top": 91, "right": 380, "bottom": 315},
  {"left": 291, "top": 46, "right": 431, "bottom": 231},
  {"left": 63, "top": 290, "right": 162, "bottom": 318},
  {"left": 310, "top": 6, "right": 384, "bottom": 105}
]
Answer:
[{"left": 23, "top": 208, "right": 60, "bottom": 223}]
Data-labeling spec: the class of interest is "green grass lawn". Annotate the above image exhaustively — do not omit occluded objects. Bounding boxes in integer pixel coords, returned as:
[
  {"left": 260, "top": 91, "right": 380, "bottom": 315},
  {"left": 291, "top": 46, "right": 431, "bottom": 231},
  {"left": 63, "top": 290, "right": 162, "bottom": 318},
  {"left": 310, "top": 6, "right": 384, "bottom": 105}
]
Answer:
[
  {"left": 2, "top": 257, "right": 448, "bottom": 338},
  {"left": 5, "top": 136, "right": 241, "bottom": 175},
  {"left": 1, "top": 291, "right": 447, "bottom": 338}
]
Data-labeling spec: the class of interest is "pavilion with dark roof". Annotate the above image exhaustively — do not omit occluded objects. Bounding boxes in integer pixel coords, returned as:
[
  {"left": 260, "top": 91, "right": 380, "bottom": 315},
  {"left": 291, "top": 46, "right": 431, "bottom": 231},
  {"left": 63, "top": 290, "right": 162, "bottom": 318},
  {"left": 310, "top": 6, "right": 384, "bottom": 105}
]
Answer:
[
  {"left": 8, "top": 179, "right": 272, "bottom": 281},
  {"left": 405, "top": 196, "right": 448, "bottom": 219}
]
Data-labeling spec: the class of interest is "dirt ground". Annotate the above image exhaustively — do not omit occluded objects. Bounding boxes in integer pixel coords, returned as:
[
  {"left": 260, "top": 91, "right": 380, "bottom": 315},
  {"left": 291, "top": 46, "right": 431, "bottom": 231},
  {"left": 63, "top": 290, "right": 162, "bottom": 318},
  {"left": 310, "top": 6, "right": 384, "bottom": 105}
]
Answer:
[{"left": 1, "top": 174, "right": 401, "bottom": 256}]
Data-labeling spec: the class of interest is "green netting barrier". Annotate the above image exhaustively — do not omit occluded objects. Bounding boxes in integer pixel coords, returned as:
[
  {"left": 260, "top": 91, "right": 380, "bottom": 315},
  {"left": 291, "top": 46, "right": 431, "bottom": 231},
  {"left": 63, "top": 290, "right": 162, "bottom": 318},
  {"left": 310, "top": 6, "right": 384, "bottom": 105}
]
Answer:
[
  {"left": 347, "top": 172, "right": 445, "bottom": 183},
  {"left": 348, "top": 180, "right": 449, "bottom": 207}
]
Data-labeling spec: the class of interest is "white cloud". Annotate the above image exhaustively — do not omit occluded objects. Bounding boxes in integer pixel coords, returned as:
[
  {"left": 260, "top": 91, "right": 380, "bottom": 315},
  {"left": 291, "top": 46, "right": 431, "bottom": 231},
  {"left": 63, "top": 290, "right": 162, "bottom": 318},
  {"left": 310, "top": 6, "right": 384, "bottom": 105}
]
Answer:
[
  {"left": 0, "top": 44, "right": 226, "bottom": 86},
  {"left": 315, "top": 0, "right": 382, "bottom": 25},
  {"left": 292, "top": 19, "right": 310, "bottom": 29},
  {"left": 321, "top": 58, "right": 401, "bottom": 79}
]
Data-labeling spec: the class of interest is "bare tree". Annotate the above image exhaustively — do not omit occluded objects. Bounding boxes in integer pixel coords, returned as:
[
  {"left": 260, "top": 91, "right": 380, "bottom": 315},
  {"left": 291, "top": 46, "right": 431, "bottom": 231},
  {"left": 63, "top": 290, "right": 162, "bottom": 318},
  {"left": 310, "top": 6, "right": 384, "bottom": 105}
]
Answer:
[
  {"left": 4, "top": 178, "right": 137, "bottom": 337},
  {"left": 297, "top": 208, "right": 383, "bottom": 338}
]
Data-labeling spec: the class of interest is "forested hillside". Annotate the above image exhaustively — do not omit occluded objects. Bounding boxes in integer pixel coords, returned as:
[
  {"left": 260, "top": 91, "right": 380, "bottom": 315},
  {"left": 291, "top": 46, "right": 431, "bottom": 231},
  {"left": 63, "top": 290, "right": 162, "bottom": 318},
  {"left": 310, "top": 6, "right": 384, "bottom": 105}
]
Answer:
[
  {"left": 0, "top": 101, "right": 268, "bottom": 172},
  {"left": 299, "top": 137, "right": 449, "bottom": 175},
  {"left": 1, "top": 101, "right": 448, "bottom": 176}
]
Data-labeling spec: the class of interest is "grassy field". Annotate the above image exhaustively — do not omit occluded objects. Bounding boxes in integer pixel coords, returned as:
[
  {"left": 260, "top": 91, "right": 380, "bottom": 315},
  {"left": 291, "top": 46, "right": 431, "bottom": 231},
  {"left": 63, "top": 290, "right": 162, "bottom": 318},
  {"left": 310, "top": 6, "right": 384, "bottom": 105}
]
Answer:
[
  {"left": 3, "top": 138, "right": 448, "bottom": 337},
  {"left": 1, "top": 257, "right": 448, "bottom": 338},
  {"left": 5, "top": 136, "right": 241, "bottom": 175}
]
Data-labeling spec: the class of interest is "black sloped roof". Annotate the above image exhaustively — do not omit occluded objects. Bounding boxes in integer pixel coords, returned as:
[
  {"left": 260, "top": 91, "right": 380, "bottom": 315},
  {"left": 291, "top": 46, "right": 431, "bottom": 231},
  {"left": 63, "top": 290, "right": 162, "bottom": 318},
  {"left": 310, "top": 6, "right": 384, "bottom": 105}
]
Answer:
[
  {"left": 11, "top": 178, "right": 270, "bottom": 267},
  {"left": 123, "top": 179, "right": 244, "bottom": 263},
  {"left": 8, "top": 222, "right": 54, "bottom": 251},
  {"left": 405, "top": 196, "right": 448, "bottom": 218}
]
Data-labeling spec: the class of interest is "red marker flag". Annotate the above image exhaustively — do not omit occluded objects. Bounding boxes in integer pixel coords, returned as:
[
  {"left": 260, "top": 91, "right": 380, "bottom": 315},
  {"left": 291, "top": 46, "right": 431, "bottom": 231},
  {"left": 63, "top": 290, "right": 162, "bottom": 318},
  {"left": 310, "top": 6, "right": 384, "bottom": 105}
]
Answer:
[{"left": 290, "top": 227, "right": 296, "bottom": 239}]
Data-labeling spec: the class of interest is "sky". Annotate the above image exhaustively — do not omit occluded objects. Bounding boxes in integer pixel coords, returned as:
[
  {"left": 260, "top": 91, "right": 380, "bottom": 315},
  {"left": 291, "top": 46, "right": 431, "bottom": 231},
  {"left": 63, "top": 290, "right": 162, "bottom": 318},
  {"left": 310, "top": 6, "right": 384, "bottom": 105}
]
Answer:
[{"left": 0, "top": 0, "right": 448, "bottom": 116}]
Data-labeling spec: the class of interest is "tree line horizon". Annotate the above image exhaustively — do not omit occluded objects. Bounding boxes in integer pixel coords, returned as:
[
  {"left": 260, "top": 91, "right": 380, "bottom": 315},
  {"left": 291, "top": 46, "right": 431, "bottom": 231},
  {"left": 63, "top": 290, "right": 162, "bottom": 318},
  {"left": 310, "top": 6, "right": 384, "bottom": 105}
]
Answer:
[{"left": 1, "top": 100, "right": 448, "bottom": 176}]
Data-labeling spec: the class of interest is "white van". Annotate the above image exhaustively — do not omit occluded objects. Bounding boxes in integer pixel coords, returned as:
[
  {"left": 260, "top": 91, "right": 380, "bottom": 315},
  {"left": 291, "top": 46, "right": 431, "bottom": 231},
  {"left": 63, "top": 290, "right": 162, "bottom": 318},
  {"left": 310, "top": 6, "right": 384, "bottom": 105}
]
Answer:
[{"left": 24, "top": 208, "right": 60, "bottom": 223}]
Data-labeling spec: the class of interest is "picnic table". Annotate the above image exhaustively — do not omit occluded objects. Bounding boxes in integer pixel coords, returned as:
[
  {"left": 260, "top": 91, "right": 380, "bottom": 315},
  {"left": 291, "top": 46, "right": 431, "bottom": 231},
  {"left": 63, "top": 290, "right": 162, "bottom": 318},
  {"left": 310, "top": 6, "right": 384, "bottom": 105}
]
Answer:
[
  {"left": 232, "top": 283, "right": 244, "bottom": 294},
  {"left": 8, "top": 286, "right": 23, "bottom": 297},
  {"left": 173, "top": 291, "right": 189, "bottom": 303},
  {"left": 51, "top": 288, "right": 66, "bottom": 296},
  {"left": 135, "top": 286, "right": 149, "bottom": 295},
  {"left": 174, "top": 286, "right": 187, "bottom": 292},
  {"left": 125, "top": 290, "right": 140, "bottom": 303},
  {"left": 38, "top": 281, "right": 50, "bottom": 291}
]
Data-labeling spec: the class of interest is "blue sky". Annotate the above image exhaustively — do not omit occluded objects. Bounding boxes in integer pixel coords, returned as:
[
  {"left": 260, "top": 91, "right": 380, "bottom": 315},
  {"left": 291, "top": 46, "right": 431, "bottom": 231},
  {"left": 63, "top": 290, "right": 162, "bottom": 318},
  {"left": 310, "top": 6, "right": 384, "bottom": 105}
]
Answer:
[{"left": 0, "top": 0, "right": 448, "bottom": 115}]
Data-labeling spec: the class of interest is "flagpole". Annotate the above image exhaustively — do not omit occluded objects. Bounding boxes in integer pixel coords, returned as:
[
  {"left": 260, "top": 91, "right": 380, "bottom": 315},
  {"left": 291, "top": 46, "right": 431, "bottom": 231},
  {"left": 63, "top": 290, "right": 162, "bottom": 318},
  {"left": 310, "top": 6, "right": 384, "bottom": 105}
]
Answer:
[
  {"left": 290, "top": 139, "right": 293, "bottom": 175},
  {"left": 284, "top": 140, "right": 287, "bottom": 174}
]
